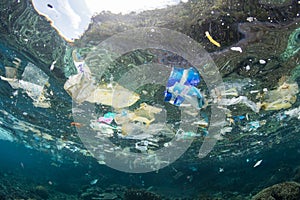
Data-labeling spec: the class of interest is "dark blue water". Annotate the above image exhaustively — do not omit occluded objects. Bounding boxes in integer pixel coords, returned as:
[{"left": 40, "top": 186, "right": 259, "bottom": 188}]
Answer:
[{"left": 1, "top": 136, "right": 299, "bottom": 199}]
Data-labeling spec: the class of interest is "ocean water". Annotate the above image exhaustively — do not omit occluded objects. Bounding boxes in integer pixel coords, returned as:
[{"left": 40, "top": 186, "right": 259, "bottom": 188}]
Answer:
[
  {"left": 0, "top": 0, "right": 300, "bottom": 199},
  {"left": 1, "top": 138, "right": 300, "bottom": 199}
]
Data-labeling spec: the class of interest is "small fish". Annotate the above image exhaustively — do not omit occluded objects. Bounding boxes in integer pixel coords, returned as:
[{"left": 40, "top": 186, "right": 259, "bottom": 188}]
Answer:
[
  {"left": 253, "top": 159, "right": 263, "bottom": 168},
  {"left": 70, "top": 122, "right": 84, "bottom": 128}
]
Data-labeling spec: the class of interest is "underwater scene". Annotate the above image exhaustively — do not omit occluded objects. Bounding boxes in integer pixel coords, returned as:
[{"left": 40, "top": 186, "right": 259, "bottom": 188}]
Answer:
[{"left": 0, "top": 0, "right": 300, "bottom": 199}]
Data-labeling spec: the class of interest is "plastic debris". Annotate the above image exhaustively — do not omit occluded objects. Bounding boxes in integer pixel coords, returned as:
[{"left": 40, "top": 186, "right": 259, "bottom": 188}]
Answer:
[
  {"left": 64, "top": 50, "right": 140, "bottom": 108},
  {"left": 220, "top": 127, "right": 232, "bottom": 135},
  {"left": 98, "top": 112, "right": 116, "bottom": 124},
  {"left": 247, "top": 121, "right": 260, "bottom": 131},
  {"left": 135, "top": 141, "right": 149, "bottom": 152},
  {"left": 250, "top": 90, "right": 260, "bottom": 94},
  {"left": 72, "top": 49, "right": 85, "bottom": 73},
  {"left": 115, "top": 103, "right": 162, "bottom": 127},
  {"left": 230, "top": 47, "right": 243, "bottom": 53},
  {"left": 259, "top": 82, "right": 298, "bottom": 111},
  {"left": 120, "top": 123, "right": 174, "bottom": 140},
  {"left": 233, "top": 115, "right": 247, "bottom": 122},
  {"left": 205, "top": 31, "right": 221, "bottom": 47},
  {"left": 137, "top": 140, "right": 159, "bottom": 152},
  {"left": 164, "top": 67, "right": 204, "bottom": 109},
  {"left": 70, "top": 122, "right": 84, "bottom": 128},
  {"left": 253, "top": 159, "right": 263, "bottom": 168},
  {"left": 65, "top": 72, "right": 140, "bottom": 108},
  {"left": 192, "top": 119, "right": 208, "bottom": 127},
  {"left": 176, "top": 131, "right": 201, "bottom": 140},
  {"left": 285, "top": 106, "right": 300, "bottom": 119},
  {"left": 259, "top": 59, "right": 266, "bottom": 64},
  {"left": 90, "top": 121, "right": 116, "bottom": 136},
  {"left": 1, "top": 62, "right": 50, "bottom": 108},
  {"left": 218, "top": 96, "right": 259, "bottom": 113},
  {"left": 50, "top": 60, "right": 56, "bottom": 71},
  {"left": 250, "top": 141, "right": 263, "bottom": 146},
  {"left": 245, "top": 65, "right": 251, "bottom": 71},
  {"left": 41, "top": 133, "right": 54, "bottom": 141},
  {"left": 90, "top": 179, "right": 98, "bottom": 185},
  {"left": 246, "top": 16, "right": 257, "bottom": 22}
]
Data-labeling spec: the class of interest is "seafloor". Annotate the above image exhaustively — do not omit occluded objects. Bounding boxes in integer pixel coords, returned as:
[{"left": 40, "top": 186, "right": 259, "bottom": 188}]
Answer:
[{"left": 0, "top": 0, "right": 300, "bottom": 199}]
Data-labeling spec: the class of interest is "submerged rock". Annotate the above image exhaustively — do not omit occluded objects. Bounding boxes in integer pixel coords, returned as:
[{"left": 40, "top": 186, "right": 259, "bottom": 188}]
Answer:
[
  {"left": 124, "top": 189, "right": 162, "bottom": 200},
  {"left": 34, "top": 185, "right": 49, "bottom": 199},
  {"left": 252, "top": 181, "right": 300, "bottom": 200}
]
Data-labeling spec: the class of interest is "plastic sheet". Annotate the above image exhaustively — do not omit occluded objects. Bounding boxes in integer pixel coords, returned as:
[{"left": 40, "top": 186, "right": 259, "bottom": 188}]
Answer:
[
  {"left": 64, "top": 61, "right": 140, "bottom": 108},
  {"left": 218, "top": 96, "right": 259, "bottom": 113},
  {"left": 1, "top": 62, "right": 50, "bottom": 108}
]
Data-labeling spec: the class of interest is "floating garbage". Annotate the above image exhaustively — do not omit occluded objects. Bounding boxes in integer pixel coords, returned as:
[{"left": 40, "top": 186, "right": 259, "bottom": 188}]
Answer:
[
  {"left": 220, "top": 127, "right": 233, "bottom": 135},
  {"left": 247, "top": 121, "right": 260, "bottom": 131},
  {"left": 90, "top": 120, "right": 117, "bottom": 136},
  {"left": 64, "top": 50, "right": 140, "bottom": 108},
  {"left": 218, "top": 96, "right": 259, "bottom": 113},
  {"left": 259, "top": 82, "right": 298, "bottom": 111},
  {"left": 164, "top": 67, "right": 204, "bottom": 109},
  {"left": 1, "top": 62, "right": 50, "bottom": 108},
  {"left": 205, "top": 31, "right": 221, "bottom": 47},
  {"left": 285, "top": 106, "right": 300, "bottom": 119},
  {"left": 230, "top": 46, "right": 243, "bottom": 53},
  {"left": 176, "top": 131, "right": 201, "bottom": 140},
  {"left": 98, "top": 112, "right": 116, "bottom": 124},
  {"left": 90, "top": 179, "right": 98, "bottom": 185},
  {"left": 65, "top": 72, "right": 140, "bottom": 108},
  {"left": 135, "top": 141, "right": 149, "bottom": 152},
  {"left": 232, "top": 115, "right": 248, "bottom": 122},
  {"left": 253, "top": 159, "right": 263, "bottom": 168},
  {"left": 114, "top": 103, "right": 162, "bottom": 127}
]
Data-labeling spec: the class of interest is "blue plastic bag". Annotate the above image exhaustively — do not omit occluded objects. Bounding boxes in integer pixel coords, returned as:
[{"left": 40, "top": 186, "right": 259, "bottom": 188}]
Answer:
[{"left": 164, "top": 67, "right": 204, "bottom": 109}]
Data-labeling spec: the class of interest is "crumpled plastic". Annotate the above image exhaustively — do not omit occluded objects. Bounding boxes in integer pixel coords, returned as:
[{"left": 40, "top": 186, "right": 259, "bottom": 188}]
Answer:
[
  {"left": 1, "top": 62, "right": 50, "bottom": 108},
  {"left": 218, "top": 96, "right": 260, "bottom": 113},
  {"left": 164, "top": 67, "right": 204, "bottom": 109},
  {"left": 284, "top": 106, "right": 300, "bottom": 119},
  {"left": 118, "top": 123, "right": 174, "bottom": 140},
  {"left": 114, "top": 103, "right": 162, "bottom": 126},
  {"left": 64, "top": 57, "right": 140, "bottom": 108},
  {"left": 259, "top": 82, "right": 298, "bottom": 111}
]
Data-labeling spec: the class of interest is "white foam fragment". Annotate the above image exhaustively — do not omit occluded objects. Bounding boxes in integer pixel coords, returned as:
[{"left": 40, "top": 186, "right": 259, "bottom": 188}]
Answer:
[
  {"left": 253, "top": 159, "right": 263, "bottom": 168},
  {"left": 259, "top": 59, "right": 266, "bottom": 64},
  {"left": 250, "top": 90, "right": 259, "bottom": 94},
  {"left": 246, "top": 17, "right": 256, "bottom": 22},
  {"left": 245, "top": 65, "right": 251, "bottom": 71},
  {"left": 230, "top": 46, "right": 243, "bottom": 53}
]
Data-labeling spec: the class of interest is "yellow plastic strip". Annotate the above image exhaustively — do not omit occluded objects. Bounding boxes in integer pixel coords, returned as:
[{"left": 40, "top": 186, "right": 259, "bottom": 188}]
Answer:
[{"left": 205, "top": 31, "right": 221, "bottom": 47}]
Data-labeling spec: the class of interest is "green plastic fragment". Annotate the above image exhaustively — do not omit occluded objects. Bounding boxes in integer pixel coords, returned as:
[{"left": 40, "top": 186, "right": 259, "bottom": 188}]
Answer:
[{"left": 104, "top": 112, "right": 116, "bottom": 118}]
